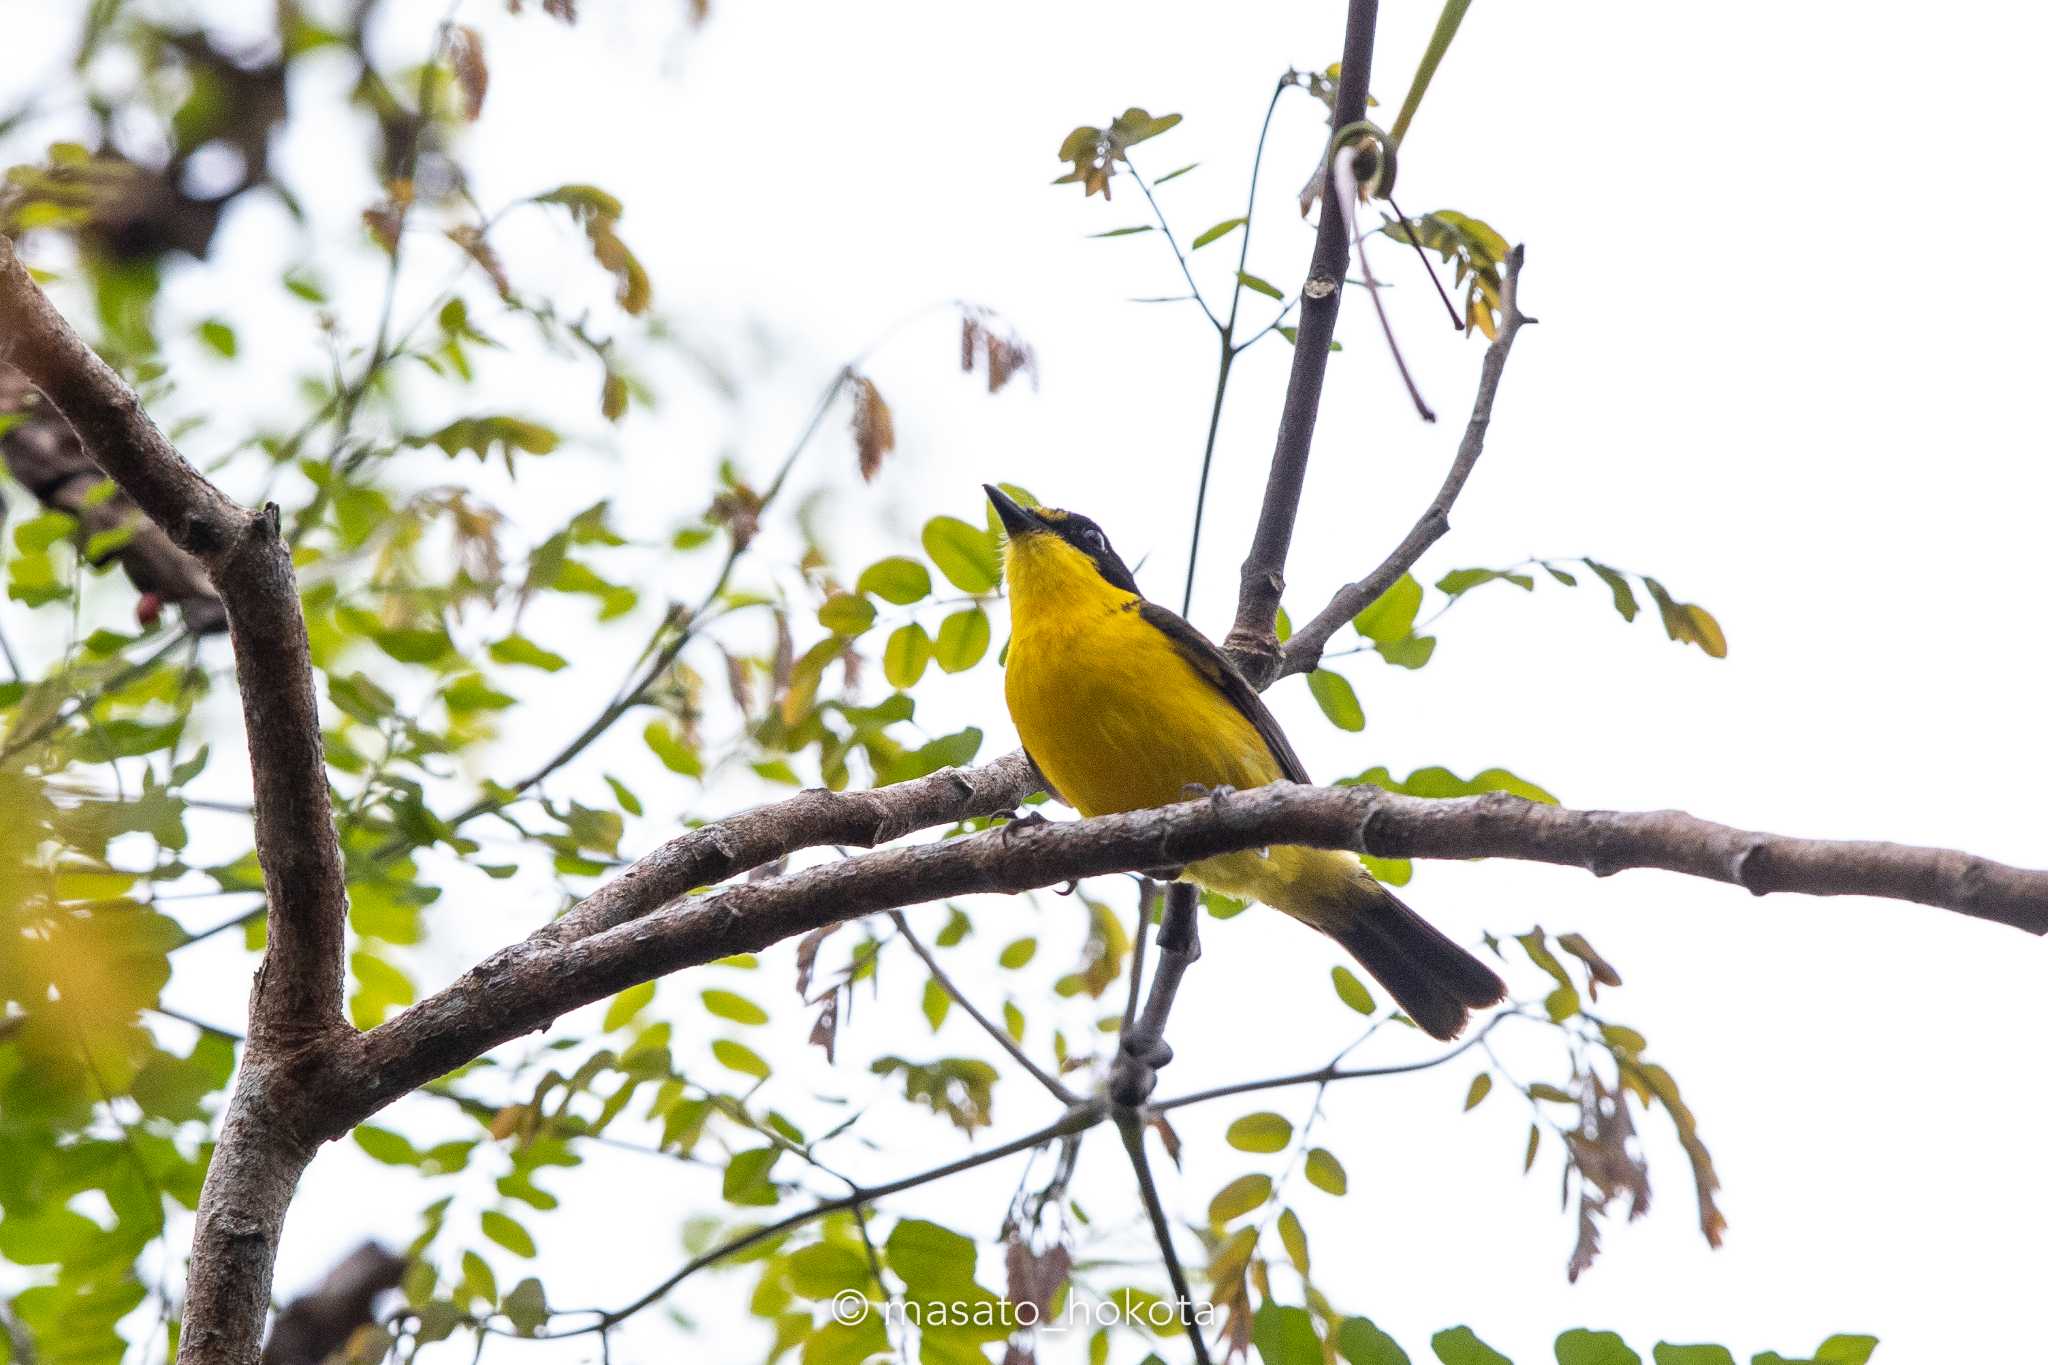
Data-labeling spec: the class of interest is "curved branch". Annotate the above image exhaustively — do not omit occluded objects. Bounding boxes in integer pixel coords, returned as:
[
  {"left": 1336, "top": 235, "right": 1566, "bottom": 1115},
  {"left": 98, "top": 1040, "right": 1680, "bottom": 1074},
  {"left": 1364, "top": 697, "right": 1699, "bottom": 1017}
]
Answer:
[
  {"left": 1279, "top": 243, "right": 1532, "bottom": 678},
  {"left": 345, "top": 779, "right": 2046, "bottom": 1132},
  {"left": 3, "top": 234, "right": 351, "bottom": 1365}
]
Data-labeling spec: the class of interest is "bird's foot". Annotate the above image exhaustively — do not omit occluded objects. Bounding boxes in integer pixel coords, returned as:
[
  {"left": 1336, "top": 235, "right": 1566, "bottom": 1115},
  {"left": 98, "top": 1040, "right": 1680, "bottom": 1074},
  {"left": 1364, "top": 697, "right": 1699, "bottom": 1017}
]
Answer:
[{"left": 1180, "top": 782, "right": 1237, "bottom": 806}]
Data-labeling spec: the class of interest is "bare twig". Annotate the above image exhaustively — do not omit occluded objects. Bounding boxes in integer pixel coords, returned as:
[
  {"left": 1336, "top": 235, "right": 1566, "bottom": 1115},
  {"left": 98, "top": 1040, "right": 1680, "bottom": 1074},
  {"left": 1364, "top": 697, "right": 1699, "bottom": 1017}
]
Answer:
[
  {"left": 1333, "top": 147, "right": 1435, "bottom": 423},
  {"left": 1221, "top": 0, "right": 1382, "bottom": 686},
  {"left": 1278, "top": 243, "right": 1530, "bottom": 677},
  {"left": 892, "top": 909, "right": 1080, "bottom": 1104},
  {"left": 1116, "top": 1112, "right": 1213, "bottom": 1364},
  {"left": 1152, "top": 1008, "right": 1513, "bottom": 1112}
]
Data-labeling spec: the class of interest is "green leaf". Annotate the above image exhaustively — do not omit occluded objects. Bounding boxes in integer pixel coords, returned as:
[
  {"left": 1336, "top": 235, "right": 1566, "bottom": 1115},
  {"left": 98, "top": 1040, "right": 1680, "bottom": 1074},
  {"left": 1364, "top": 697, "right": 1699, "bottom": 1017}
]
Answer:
[
  {"left": 1252, "top": 1303, "right": 1321, "bottom": 1365},
  {"left": 1555, "top": 1331, "right": 1641, "bottom": 1365},
  {"left": 1307, "top": 669, "right": 1364, "bottom": 731},
  {"left": 883, "top": 622, "right": 932, "bottom": 689},
  {"left": 1207, "top": 1173, "right": 1272, "bottom": 1226},
  {"left": 722, "top": 1146, "right": 781, "bottom": 1206},
  {"left": 712, "top": 1038, "right": 772, "bottom": 1080},
  {"left": 1277, "top": 1208, "right": 1310, "bottom": 1275},
  {"left": 1155, "top": 162, "right": 1198, "bottom": 184},
  {"left": 196, "top": 318, "right": 238, "bottom": 357},
  {"left": 1431, "top": 1327, "right": 1512, "bottom": 1365},
  {"left": 1338, "top": 1318, "right": 1412, "bottom": 1365},
  {"left": 788, "top": 1242, "right": 871, "bottom": 1299},
  {"left": 1225, "top": 1112, "right": 1293, "bottom": 1153},
  {"left": 489, "top": 634, "right": 568, "bottom": 671},
  {"left": 1813, "top": 1338, "right": 1879, "bottom": 1365},
  {"left": 1376, "top": 633, "right": 1437, "bottom": 669},
  {"left": 1304, "top": 1147, "right": 1348, "bottom": 1195},
  {"left": 997, "top": 936, "right": 1037, "bottom": 969},
  {"left": 1650, "top": 1349, "right": 1734, "bottom": 1365},
  {"left": 1583, "top": 560, "right": 1639, "bottom": 622},
  {"left": 921, "top": 977, "right": 951, "bottom": 1032},
  {"left": 644, "top": 720, "right": 703, "bottom": 777},
  {"left": 480, "top": 1210, "right": 536, "bottom": 1257},
  {"left": 1464, "top": 1073, "right": 1493, "bottom": 1110},
  {"left": 603, "top": 980, "right": 655, "bottom": 1031},
  {"left": 354, "top": 1125, "right": 421, "bottom": 1165},
  {"left": 1331, "top": 966, "right": 1377, "bottom": 1016},
  {"left": 1352, "top": 574, "right": 1423, "bottom": 642},
  {"left": 502, "top": 1278, "right": 548, "bottom": 1336},
  {"left": 1191, "top": 216, "right": 1248, "bottom": 249},
  {"left": 702, "top": 989, "right": 768, "bottom": 1026},
  {"left": 818, "top": 593, "right": 875, "bottom": 636},
  {"left": 933, "top": 607, "right": 991, "bottom": 673},
  {"left": 1089, "top": 225, "right": 1155, "bottom": 238},
  {"left": 1237, "top": 271, "right": 1284, "bottom": 300},
  {"left": 1437, "top": 567, "right": 1534, "bottom": 596},
  {"left": 858, "top": 556, "right": 932, "bottom": 604},
  {"left": 922, "top": 515, "right": 1000, "bottom": 593}
]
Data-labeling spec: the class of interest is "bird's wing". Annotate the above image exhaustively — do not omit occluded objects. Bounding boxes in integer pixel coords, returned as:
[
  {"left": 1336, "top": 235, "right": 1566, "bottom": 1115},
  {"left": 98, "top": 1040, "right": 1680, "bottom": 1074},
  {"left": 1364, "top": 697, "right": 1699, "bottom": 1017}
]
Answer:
[{"left": 1137, "top": 601, "right": 1313, "bottom": 785}]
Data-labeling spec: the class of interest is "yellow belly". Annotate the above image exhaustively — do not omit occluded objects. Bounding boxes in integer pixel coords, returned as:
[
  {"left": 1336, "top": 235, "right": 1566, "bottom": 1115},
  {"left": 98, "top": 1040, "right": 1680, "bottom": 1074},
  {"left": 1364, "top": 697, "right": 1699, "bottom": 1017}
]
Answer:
[{"left": 1005, "top": 602, "right": 1286, "bottom": 819}]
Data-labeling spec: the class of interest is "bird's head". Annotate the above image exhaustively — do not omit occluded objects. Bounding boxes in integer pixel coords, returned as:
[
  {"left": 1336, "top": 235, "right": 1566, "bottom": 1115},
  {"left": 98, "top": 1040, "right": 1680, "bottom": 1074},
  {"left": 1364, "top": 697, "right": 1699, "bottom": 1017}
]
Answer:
[{"left": 984, "top": 484, "right": 1141, "bottom": 612}]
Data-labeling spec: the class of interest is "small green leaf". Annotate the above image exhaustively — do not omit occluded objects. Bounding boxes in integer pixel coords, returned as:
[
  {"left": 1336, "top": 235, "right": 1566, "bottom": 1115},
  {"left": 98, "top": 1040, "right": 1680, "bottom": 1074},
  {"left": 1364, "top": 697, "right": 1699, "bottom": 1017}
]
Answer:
[
  {"left": 480, "top": 1210, "right": 536, "bottom": 1258},
  {"left": 1304, "top": 1147, "right": 1348, "bottom": 1195},
  {"left": 883, "top": 622, "right": 933, "bottom": 689},
  {"left": 921, "top": 977, "right": 951, "bottom": 1032},
  {"left": 1308, "top": 669, "right": 1364, "bottom": 731},
  {"left": 922, "top": 516, "right": 1000, "bottom": 593},
  {"left": 702, "top": 989, "right": 768, "bottom": 1026},
  {"left": 933, "top": 607, "right": 991, "bottom": 673},
  {"left": 1237, "top": 270, "right": 1284, "bottom": 300},
  {"left": 1206, "top": 1173, "right": 1272, "bottom": 1226},
  {"left": 857, "top": 556, "right": 932, "bottom": 604},
  {"left": 1331, "top": 966, "right": 1377, "bottom": 1016},
  {"left": 712, "top": 1038, "right": 771, "bottom": 1080},
  {"left": 1191, "top": 216, "right": 1248, "bottom": 249},
  {"left": 1463, "top": 1073, "right": 1493, "bottom": 1110},
  {"left": 1225, "top": 1112, "right": 1292, "bottom": 1153},
  {"left": 354, "top": 1126, "right": 421, "bottom": 1165},
  {"left": 196, "top": 319, "right": 238, "bottom": 357},
  {"left": 1338, "top": 1317, "right": 1412, "bottom": 1365},
  {"left": 1431, "top": 1326, "right": 1511, "bottom": 1365},
  {"left": 1650, "top": 1348, "right": 1734, "bottom": 1365},
  {"left": 818, "top": 593, "right": 875, "bottom": 636},
  {"left": 489, "top": 634, "right": 568, "bottom": 672},
  {"left": 1352, "top": 574, "right": 1423, "bottom": 642},
  {"left": 603, "top": 981, "right": 655, "bottom": 1031},
  {"left": 998, "top": 936, "right": 1037, "bottom": 969},
  {"left": 1088, "top": 225, "right": 1155, "bottom": 238},
  {"left": 1554, "top": 1330, "right": 1641, "bottom": 1365}
]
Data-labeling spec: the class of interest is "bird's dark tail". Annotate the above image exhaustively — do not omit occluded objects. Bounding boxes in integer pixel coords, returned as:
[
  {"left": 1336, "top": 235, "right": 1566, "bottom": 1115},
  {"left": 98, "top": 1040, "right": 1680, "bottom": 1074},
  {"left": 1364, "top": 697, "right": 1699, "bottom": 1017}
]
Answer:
[{"left": 1223, "top": 846, "right": 1505, "bottom": 1040}]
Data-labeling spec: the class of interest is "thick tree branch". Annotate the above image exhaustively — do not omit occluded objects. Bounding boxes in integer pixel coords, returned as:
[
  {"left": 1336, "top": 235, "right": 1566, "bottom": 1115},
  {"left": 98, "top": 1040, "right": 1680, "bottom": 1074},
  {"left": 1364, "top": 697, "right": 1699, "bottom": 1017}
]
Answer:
[
  {"left": 341, "top": 779, "right": 2047, "bottom": 1136},
  {"left": 1221, "top": 0, "right": 1380, "bottom": 686},
  {"left": 1, "top": 235, "right": 351, "bottom": 1365},
  {"left": 1279, "top": 244, "right": 1532, "bottom": 678}
]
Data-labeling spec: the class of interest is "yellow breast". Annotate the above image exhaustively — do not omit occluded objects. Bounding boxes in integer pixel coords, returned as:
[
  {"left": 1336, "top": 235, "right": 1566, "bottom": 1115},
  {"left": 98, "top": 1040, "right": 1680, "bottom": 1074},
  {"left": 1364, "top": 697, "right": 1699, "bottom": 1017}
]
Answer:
[{"left": 1001, "top": 536, "right": 1285, "bottom": 818}]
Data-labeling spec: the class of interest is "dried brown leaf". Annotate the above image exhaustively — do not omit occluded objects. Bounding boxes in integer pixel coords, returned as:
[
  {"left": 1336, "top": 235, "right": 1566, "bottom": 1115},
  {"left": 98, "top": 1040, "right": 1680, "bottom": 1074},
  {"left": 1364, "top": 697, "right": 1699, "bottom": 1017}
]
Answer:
[
  {"left": 447, "top": 224, "right": 511, "bottom": 298},
  {"left": 447, "top": 25, "right": 488, "bottom": 121},
  {"left": 849, "top": 374, "right": 895, "bottom": 482}
]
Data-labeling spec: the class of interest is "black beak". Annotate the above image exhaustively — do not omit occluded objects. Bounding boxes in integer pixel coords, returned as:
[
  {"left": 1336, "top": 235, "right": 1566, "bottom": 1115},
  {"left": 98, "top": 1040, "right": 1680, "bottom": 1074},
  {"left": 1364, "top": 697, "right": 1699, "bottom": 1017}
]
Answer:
[{"left": 983, "top": 484, "right": 1044, "bottom": 537}]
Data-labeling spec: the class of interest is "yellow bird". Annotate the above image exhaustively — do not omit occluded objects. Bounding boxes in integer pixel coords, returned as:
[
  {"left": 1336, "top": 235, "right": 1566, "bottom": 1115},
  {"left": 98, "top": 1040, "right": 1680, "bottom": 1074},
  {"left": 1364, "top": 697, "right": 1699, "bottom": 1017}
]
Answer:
[{"left": 987, "top": 485, "right": 1504, "bottom": 1040}]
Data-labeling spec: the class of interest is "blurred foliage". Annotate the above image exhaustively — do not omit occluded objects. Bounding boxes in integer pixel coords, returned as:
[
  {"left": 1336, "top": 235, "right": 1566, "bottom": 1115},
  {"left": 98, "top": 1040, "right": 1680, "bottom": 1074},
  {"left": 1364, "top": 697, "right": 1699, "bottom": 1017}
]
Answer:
[{"left": 0, "top": 4, "right": 1858, "bottom": 1365}]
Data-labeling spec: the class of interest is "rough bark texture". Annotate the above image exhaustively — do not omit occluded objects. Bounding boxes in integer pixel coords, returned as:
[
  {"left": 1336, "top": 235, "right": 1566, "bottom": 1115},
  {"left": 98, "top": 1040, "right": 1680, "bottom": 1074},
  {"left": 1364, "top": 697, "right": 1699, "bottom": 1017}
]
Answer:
[{"left": 1221, "top": 0, "right": 1379, "bottom": 685}]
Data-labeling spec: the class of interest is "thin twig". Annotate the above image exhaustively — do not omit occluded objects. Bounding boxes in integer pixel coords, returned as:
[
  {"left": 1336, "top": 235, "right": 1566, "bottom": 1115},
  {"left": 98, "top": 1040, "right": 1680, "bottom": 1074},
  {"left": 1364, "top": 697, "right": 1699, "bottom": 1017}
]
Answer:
[
  {"left": 1152, "top": 1008, "right": 1514, "bottom": 1112},
  {"left": 566, "top": 1103, "right": 1104, "bottom": 1335},
  {"left": 891, "top": 909, "right": 1080, "bottom": 1104},
  {"left": 1115, "top": 1114, "right": 1212, "bottom": 1365},
  {"left": 1335, "top": 148, "right": 1435, "bottom": 423},
  {"left": 1279, "top": 243, "right": 1531, "bottom": 677},
  {"left": 1125, "top": 155, "right": 1222, "bottom": 334}
]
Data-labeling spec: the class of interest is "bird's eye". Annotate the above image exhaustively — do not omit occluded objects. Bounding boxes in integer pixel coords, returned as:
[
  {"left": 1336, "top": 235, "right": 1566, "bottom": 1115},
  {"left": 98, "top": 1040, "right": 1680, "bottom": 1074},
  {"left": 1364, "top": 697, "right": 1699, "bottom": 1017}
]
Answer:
[{"left": 1081, "top": 527, "right": 1105, "bottom": 552}]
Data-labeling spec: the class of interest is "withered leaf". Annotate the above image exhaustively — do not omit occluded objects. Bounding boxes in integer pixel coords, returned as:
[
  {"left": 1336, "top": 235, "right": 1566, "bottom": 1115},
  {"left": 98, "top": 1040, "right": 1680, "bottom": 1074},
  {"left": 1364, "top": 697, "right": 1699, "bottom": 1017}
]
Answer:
[
  {"left": 447, "top": 25, "right": 488, "bottom": 121},
  {"left": 849, "top": 374, "right": 894, "bottom": 482}
]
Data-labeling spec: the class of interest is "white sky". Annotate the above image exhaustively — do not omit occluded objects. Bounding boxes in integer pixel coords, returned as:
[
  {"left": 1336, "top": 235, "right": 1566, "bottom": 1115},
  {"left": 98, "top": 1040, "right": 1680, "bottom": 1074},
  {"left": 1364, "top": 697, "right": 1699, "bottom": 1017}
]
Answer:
[{"left": 6, "top": 2, "right": 2048, "bottom": 1362}]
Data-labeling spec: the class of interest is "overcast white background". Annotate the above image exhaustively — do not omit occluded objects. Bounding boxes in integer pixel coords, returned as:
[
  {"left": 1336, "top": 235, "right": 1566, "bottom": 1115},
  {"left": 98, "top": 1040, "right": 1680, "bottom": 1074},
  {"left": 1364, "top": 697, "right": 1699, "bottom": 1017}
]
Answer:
[{"left": 5, "top": 1, "right": 2047, "bottom": 1362}]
